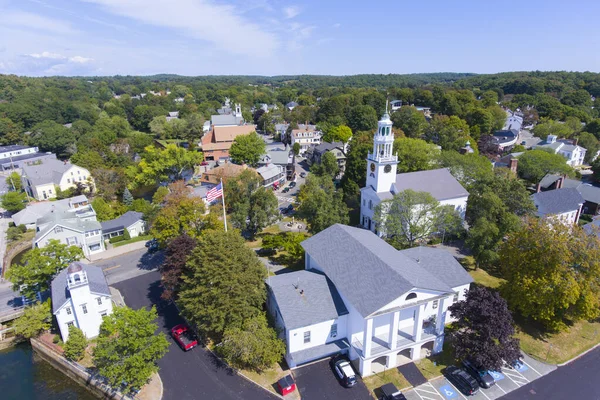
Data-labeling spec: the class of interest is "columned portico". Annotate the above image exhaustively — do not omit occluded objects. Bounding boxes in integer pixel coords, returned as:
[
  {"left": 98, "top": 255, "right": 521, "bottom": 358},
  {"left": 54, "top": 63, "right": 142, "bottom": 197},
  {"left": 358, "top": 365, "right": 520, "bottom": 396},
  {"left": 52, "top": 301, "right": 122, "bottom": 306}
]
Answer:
[
  {"left": 363, "top": 318, "right": 373, "bottom": 358},
  {"left": 412, "top": 303, "right": 425, "bottom": 342},
  {"left": 436, "top": 297, "right": 451, "bottom": 335},
  {"left": 388, "top": 311, "right": 399, "bottom": 350}
]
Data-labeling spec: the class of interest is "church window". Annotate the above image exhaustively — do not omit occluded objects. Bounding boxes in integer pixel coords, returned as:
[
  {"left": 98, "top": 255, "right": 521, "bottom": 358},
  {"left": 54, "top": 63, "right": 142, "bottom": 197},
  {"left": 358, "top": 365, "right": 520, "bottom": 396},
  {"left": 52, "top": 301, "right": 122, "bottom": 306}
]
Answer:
[{"left": 368, "top": 200, "right": 372, "bottom": 210}]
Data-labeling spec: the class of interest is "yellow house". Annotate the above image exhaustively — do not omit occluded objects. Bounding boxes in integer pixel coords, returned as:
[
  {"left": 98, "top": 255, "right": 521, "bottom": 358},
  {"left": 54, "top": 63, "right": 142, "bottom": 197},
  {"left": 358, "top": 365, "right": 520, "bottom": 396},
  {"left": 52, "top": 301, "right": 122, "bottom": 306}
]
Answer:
[{"left": 22, "top": 158, "right": 94, "bottom": 200}]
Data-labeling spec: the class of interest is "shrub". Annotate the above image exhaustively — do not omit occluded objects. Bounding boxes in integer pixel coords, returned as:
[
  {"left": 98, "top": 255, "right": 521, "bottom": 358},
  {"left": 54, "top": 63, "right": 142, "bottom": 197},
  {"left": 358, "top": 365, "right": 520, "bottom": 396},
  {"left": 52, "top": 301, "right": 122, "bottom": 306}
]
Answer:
[
  {"left": 53, "top": 334, "right": 61, "bottom": 344},
  {"left": 109, "top": 235, "right": 125, "bottom": 244},
  {"left": 64, "top": 326, "right": 87, "bottom": 361},
  {"left": 123, "top": 229, "right": 131, "bottom": 241},
  {"left": 18, "top": 224, "right": 27, "bottom": 233}
]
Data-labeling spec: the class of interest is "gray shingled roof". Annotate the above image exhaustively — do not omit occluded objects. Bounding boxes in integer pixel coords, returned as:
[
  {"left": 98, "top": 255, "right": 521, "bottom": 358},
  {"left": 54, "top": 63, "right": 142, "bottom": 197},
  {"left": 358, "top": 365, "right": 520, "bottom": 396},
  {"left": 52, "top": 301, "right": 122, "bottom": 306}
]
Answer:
[
  {"left": 540, "top": 174, "right": 600, "bottom": 205},
  {"left": 13, "top": 195, "right": 89, "bottom": 226},
  {"left": 267, "top": 270, "right": 348, "bottom": 329},
  {"left": 22, "top": 158, "right": 75, "bottom": 186},
  {"left": 531, "top": 188, "right": 584, "bottom": 216},
  {"left": 100, "top": 211, "right": 144, "bottom": 234},
  {"left": 211, "top": 114, "right": 243, "bottom": 126},
  {"left": 51, "top": 262, "right": 110, "bottom": 313},
  {"left": 392, "top": 168, "right": 469, "bottom": 201},
  {"left": 301, "top": 224, "right": 457, "bottom": 317},
  {"left": 399, "top": 247, "right": 473, "bottom": 289},
  {"left": 313, "top": 141, "right": 344, "bottom": 155},
  {"left": 583, "top": 219, "right": 600, "bottom": 238}
]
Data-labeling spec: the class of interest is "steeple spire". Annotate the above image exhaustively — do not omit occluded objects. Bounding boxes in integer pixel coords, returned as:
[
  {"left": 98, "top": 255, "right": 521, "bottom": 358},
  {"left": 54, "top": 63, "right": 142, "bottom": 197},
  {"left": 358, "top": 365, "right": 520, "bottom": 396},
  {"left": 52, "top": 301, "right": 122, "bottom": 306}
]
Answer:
[{"left": 385, "top": 99, "right": 389, "bottom": 115}]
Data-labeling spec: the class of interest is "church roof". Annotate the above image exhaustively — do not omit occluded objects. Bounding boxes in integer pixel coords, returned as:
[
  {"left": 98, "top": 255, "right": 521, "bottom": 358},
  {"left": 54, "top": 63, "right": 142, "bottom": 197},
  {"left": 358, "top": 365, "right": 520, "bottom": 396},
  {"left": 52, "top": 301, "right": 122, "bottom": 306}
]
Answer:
[
  {"left": 392, "top": 168, "right": 469, "bottom": 201},
  {"left": 51, "top": 263, "right": 111, "bottom": 313}
]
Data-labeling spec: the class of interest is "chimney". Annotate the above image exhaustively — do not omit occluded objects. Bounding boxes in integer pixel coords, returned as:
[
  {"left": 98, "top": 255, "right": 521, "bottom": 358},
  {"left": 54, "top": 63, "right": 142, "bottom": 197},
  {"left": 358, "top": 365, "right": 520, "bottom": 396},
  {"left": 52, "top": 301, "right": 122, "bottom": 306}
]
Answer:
[
  {"left": 509, "top": 158, "right": 518, "bottom": 174},
  {"left": 536, "top": 183, "right": 542, "bottom": 193},
  {"left": 556, "top": 176, "right": 564, "bottom": 189}
]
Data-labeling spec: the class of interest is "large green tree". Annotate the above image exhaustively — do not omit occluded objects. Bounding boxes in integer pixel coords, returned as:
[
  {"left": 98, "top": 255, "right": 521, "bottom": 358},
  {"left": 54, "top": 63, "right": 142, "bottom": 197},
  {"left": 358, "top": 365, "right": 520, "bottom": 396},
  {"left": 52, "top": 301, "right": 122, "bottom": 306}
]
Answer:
[
  {"left": 347, "top": 105, "right": 378, "bottom": 133},
  {"left": 498, "top": 218, "right": 600, "bottom": 332},
  {"left": 179, "top": 230, "right": 267, "bottom": 338},
  {"left": 12, "top": 300, "right": 52, "bottom": 340},
  {"left": 322, "top": 125, "right": 353, "bottom": 144},
  {"left": 425, "top": 115, "right": 472, "bottom": 151},
  {"left": 29, "top": 120, "right": 75, "bottom": 158},
  {"left": 297, "top": 174, "right": 349, "bottom": 234},
  {"left": 517, "top": 149, "right": 572, "bottom": 184},
  {"left": 229, "top": 132, "right": 266, "bottom": 167},
  {"left": 394, "top": 137, "right": 440, "bottom": 173},
  {"left": 374, "top": 189, "right": 462, "bottom": 249},
  {"left": 390, "top": 106, "right": 428, "bottom": 138},
  {"left": 7, "top": 240, "right": 83, "bottom": 299},
  {"left": 64, "top": 325, "right": 88, "bottom": 361},
  {"left": 93, "top": 306, "right": 169, "bottom": 394},
  {"left": 1, "top": 191, "right": 26, "bottom": 213}
]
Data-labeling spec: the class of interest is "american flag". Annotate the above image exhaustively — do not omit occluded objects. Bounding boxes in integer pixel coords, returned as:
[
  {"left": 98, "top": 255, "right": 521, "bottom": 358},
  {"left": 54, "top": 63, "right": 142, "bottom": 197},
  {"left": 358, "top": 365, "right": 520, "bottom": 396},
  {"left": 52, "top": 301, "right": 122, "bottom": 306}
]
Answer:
[{"left": 206, "top": 182, "right": 223, "bottom": 202}]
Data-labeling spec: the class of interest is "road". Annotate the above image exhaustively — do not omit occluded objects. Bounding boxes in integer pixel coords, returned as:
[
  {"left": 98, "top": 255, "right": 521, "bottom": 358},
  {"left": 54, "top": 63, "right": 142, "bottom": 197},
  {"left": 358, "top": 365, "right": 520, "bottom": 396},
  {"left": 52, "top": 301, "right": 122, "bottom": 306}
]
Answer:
[
  {"left": 501, "top": 347, "right": 600, "bottom": 399},
  {"left": 275, "top": 156, "right": 310, "bottom": 208},
  {"left": 94, "top": 248, "right": 163, "bottom": 285},
  {"left": 113, "top": 271, "right": 278, "bottom": 400},
  {"left": 518, "top": 129, "right": 541, "bottom": 149}
]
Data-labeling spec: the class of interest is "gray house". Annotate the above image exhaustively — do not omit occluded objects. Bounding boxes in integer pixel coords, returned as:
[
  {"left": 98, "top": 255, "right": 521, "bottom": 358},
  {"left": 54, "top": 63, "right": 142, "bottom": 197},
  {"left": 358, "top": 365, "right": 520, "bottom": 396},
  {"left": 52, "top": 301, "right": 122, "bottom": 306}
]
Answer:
[
  {"left": 13, "top": 195, "right": 93, "bottom": 230},
  {"left": 100, "top": 211, "right": 146, "bottom": 240},
  {"left": 306, "top": 141, "right": 346, "bottom": 178}
]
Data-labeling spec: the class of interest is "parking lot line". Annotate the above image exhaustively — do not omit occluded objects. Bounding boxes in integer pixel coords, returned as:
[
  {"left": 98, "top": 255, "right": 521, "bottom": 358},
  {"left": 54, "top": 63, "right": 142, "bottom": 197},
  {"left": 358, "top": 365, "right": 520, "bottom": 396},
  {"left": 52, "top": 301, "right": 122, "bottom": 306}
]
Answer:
[
  {"left": 494, "top": 382, "right": 507, "bottom": 394},
  {"left": 501, "top": 369, "right": 528, "bottom": 387},
  {"left": 444, "top": 380, "right": 468, "bottom": 400},
  {"left": 521, "top": 359, "right": 542, "bottom": 376},
  {"left": 479, "top": 388, "right": 491, "bottom": 400},
  {"left": 414, "top": 382, "right": 444, "bottom": 400}
]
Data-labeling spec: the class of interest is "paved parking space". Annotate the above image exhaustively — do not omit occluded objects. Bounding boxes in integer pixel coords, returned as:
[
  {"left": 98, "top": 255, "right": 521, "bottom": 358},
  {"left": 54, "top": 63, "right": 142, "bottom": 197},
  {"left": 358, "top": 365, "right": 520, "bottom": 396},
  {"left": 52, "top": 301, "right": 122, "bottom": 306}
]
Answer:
[
  {"left": 404, "top": 354, "right": 555, "bottom": 400},
  {"left": 292, "top": 359, "right": 371, "bottom": 400}
]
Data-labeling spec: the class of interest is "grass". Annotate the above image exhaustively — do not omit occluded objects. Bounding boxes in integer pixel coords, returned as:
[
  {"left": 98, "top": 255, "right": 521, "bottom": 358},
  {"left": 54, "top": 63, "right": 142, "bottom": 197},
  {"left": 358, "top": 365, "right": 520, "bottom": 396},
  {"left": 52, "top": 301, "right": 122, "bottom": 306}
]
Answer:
[
  {"left": 245, "top": 225, "right": 282, "bottom": 248},
  {"left": 468, "top": 268, "right": 506, "bottom": 289},
  {"left": 6, "top": 230, "right": 35, "bottom": 254},
  {"left": 240, "top": 364, "right": 289, "bottom": 395},
  {"left": 414, "top": 343, "right": 456, "bottom": 380},
  {"left": 362, "top": 368, "right": 411, "bottom": 398},
  {"left": 516, "top": 319, "right": 600, "bottom": 364},
  {"left": 113, "top": 234, "right": 153, "bottom": 247}
]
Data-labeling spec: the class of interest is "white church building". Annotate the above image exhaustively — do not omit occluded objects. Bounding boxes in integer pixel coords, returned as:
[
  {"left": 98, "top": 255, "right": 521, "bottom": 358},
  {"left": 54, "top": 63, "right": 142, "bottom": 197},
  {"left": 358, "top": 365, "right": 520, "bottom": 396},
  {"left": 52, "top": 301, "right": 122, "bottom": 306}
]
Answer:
[
  {"left": 360, "top": 110, "right": 469, "bottom": 234},
  {"left": 51, "top": 262, "right": 113, "bottom": 341},
  {"left": 266, "top": 224, "right": 473, "bottom": 376}
]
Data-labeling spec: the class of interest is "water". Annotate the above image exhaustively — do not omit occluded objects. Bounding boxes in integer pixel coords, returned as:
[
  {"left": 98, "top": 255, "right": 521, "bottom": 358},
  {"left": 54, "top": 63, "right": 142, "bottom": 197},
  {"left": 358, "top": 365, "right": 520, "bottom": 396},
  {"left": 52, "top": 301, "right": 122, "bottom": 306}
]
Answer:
[
  {"left": 0, "top": 344, "right": 97, "bottom": 400},
  {"left": 10, "top": 247, "right": 31, "bottom": 267}
]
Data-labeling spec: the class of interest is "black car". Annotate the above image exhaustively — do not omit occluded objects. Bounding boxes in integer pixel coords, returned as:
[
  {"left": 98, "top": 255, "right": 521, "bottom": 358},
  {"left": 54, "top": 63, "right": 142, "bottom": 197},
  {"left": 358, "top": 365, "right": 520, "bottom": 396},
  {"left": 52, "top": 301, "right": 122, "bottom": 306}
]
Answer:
[
  {"left": 300, "top": 172, "right": 307, "bottom": 178},
  {"left": 289, "top": 181, "right": 297, "bottom": 188},
  {"left": 444, "top": 366, "right": 479, "bottom": 396},
  {"left": 379, "top": 383, "right": 407, "bottom": 400},
  {"left": 285, "top": 204, "right": 294, "bottom": 213},
  {"left": 331, "top": 356, "right": 357, "bottom": 388},
  {"left": 462, "top": 359, "right": 496, "bottom": 388}
]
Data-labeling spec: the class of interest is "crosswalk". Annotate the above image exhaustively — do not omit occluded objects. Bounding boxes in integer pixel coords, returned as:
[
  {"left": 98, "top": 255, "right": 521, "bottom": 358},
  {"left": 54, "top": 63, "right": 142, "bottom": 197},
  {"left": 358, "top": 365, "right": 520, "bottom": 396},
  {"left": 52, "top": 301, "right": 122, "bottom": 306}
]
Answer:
[{"left": 276, "top": 196, "right": 295, "bottom": 203}]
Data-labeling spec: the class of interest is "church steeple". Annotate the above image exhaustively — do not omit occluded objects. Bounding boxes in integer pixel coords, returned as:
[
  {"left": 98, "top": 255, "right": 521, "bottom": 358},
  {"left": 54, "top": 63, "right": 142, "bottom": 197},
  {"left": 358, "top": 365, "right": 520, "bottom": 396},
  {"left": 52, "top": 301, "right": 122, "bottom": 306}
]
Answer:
[{"left": 365, "top": 111, "right": 398, "bottom": 193}]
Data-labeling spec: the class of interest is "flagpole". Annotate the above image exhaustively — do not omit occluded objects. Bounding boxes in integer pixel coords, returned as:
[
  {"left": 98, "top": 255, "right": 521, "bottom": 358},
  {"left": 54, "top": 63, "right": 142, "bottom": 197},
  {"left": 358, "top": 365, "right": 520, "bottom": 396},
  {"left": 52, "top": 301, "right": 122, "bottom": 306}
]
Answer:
[{"left": 221, "top": 178, "right": 228, "bottom": 232}]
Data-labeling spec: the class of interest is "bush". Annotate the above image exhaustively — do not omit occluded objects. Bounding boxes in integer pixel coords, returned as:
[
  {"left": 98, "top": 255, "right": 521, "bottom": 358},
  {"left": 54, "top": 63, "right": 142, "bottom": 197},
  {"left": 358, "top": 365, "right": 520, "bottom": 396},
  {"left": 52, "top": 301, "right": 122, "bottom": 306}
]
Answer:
[
  {"left": 109, "top": 235, "right": 125, "bottom": 244},
  {"left": 18, "top": 224, "right": 27, "bottom": 233},
  {"left": 123, "top": 229, "right": 131, "bottom": 241},
  {"left": 6, "top": 226, "right": 23, "bottom": 242},
  {"left": 53, "top": 334, "right": 61, "bottom": 344},
  {"left": 64, "top": 326, "right": 87, "bottom": 361}
]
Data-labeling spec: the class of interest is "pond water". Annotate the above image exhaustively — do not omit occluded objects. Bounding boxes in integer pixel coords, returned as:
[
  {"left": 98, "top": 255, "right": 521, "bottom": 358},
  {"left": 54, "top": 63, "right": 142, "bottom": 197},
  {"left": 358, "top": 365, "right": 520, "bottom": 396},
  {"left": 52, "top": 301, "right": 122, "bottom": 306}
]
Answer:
[
  {"left": 0, "top": 344, "right": 97, "bottom": 400},
  {"left": 10, "top": 247, "right": 31, "bottom": 267}
]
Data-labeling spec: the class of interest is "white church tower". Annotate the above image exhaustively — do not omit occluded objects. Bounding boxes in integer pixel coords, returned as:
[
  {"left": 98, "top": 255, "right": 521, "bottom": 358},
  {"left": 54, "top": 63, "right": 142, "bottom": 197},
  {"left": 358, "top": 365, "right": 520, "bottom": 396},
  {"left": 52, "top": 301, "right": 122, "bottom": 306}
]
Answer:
[{"left": 360, "top": 104, "right": 399, "bottom": 233}]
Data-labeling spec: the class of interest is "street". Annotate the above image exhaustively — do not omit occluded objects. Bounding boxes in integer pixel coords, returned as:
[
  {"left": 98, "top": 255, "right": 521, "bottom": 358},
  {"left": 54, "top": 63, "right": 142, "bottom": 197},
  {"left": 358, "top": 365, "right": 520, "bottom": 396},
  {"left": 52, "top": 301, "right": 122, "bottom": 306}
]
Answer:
[
  {"left": 112, "top": 271, "right": 278, "bottom": 400},
  {"left": 274, "top": 155, "right": 310, "bottom": 208},
  {"left": 518, "top": 129, "right": 541, "bottom": 149},
  {"left": 94, "top": 248, "right": 163, "bottom": 285}
]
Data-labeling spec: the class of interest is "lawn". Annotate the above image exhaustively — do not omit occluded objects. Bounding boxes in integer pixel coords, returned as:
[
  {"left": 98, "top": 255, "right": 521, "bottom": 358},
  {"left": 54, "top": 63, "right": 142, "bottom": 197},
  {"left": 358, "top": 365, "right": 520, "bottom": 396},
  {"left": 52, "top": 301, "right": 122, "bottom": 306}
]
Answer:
[
  {"left": 239, "top": 362, "right": 299, "bottom": 399},
  {"left": 414, "top": 343, "right": 456, "bottom": 380},
  {"left": 362, "top": 368, "right": 411, "bottom": 398},
  {"left": 245, "top": 225, "right": 282, "bottom": 248},
  {"left": 468, "top": 268, "right": 506, "bottom": 289},
  {"left": 113, "top": 234, "right": 153, "bottom": 247},
  {"left": 516, "top": 319, "right": 600, "bottom": 364}
]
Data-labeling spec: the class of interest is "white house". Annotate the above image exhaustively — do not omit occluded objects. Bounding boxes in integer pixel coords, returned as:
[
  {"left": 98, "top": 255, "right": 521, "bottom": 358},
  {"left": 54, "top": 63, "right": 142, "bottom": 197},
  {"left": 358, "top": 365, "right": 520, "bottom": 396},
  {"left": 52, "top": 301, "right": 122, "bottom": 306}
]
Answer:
[
  {"left": 291, "top": 126, "right": 323, "bottom": 155},
  {"left": 390, "top": 100, "right": 402, "bottom": 111},
  {"left": 100, "top": 211, "right": 146, "bottom": 241},
  {"left": 22, "top": 158, "right": 94, "bottom": 200},
  {"left": 13, "top": 195, "right": 94, "bottom": 230},
  {"left": 536, "top": 135, "right": 587, "bottom": 167},
  {"left": 266, "top": 224, "right": 473, "bottom": 376},
  {"left": 51, "top": 262, "right": 113, "bottom": 341},
  {"left": 531, "top": 187, "right": 584, "bottom": 226},
  {"left": 360, "top": 111, "right": 469, "bottom": 234}
]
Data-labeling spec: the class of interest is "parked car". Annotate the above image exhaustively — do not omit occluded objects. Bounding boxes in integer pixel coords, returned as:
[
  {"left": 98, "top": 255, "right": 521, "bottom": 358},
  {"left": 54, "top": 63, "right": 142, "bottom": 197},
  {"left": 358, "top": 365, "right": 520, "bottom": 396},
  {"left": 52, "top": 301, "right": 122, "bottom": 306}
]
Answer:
[
  {"left": 444, "top": 365, "right": 479, "bottom": 396},
  {"left": 282, "top": 187, "right": 290, "bottom": 193},
  {"left": 289, "top": 181, "right": 297, "bottom": 188},
  {"left": 277, "top": 374, "right": 296, "bottom": 396},
  {"left": 520, "top": 140, "right": 527, "bottom": 145},
  {"left": 379, "top": 383, "right": 407, "bottom": 400},
  {"left": 300, "top": 172, "right": 307, "bottom": 178},
  {"left": 285, "top": 204, "right": 294, "bottom": 213},
  {"left": 256, "top": 247, "right": 276, "bottom": 257},
  {"left": 462, "top": 359, "right": 496, "bottom": 388},
  {"left": 171, "top": 324, "right": 198, "bottom": 351},
  {"left": 331, "top": 356, "right": 357, "bottom": 388}
]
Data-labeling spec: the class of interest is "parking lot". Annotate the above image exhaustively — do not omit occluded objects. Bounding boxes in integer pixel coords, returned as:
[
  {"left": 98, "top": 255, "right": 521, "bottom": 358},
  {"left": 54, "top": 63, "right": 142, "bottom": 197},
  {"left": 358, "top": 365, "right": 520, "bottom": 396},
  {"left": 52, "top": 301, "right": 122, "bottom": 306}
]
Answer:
[
  {"left": 292, "top": 359, "right": 371, "bottom": 400},
  {"left": 404, "top": 354, "right": 555, "bottom": 400}
]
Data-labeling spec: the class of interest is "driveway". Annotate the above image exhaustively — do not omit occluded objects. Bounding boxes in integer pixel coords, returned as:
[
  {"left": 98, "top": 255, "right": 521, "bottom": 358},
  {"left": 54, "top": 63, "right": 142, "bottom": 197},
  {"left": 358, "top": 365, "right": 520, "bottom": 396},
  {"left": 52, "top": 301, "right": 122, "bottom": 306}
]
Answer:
[
  {"left": 293, "top": 359, "right": 371, "bottom": 400},
  {"left": 95, "top": 248, "right": 163, "bottom": 285},
  {"left": 518, "top": 129, "right": 541, "bottom": 149},
  {"left": 112, "top": 271, "right": 278, "bottom": 400}
]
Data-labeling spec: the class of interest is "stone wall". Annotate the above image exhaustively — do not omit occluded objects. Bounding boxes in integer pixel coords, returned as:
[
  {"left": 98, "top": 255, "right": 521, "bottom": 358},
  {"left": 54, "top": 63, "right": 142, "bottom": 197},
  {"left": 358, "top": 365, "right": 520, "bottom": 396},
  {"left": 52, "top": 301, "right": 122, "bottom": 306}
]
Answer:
[{"left": 31, "top": 337, "right": 132, "bottom": 400}]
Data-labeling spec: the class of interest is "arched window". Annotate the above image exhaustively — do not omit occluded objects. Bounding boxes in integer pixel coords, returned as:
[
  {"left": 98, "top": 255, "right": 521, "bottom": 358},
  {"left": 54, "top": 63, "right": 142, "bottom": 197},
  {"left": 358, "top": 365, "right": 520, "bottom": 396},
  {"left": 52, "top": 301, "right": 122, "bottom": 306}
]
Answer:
[
  {"left": 74, "top": 274, "right": 81, "bottom": 283},
  {"left": 405, "top": 293, "right": 417, "bottom": 301}
]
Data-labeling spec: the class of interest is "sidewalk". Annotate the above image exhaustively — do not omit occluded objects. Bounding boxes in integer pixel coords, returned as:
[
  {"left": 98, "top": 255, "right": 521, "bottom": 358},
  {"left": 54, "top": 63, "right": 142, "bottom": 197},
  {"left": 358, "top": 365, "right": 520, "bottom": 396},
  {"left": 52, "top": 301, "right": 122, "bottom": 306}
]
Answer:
[{"left": 89, "top": 241, "right": 147, "bottom": 262}]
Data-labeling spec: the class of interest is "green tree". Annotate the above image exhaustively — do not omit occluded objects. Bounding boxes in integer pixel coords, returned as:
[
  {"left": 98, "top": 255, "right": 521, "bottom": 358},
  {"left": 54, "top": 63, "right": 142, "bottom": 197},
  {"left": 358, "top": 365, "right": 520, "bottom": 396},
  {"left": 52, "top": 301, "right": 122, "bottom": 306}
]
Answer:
[
  {"left": 93, "top": 306, "right": 169, "bottom": 394},
  {"left": 64, "top": 326, "right": 88, "bottom": 361},
  {"left": 394, "top": 137, "right": 440, "bottom": 173},
  {"left": 517, "top": 149, "right": 572, "bottom": 184},
  {"left": 577, "top": 132, "right": 600, "bottom": 163},
  {"left": 6, "top": 171, "right": 22, "bottom": 192},
  {"left": 0, "top": 117, "right": 23, "bottom": 145},
  {"left": 292, "top": 142, "right": 300, "bottom": 156},
  {"left": 374, "top": 189, "right": 462, "bottom": 248},
  {"left": 425, "top": 115, "right": 472, "bottom": 151},
  {"left": 122, "top": 187, "right": 133, "bottom": 206},
  {"left": 499, "top": 219, "right": 600, "bottom": 332},
  {"left": 390, "top": 106, "right": 428, "bottom": 138},
  {"left": 1, "top": 191, "right": 26, "bottom": 212},
  {"left": 126, "top": 144, "right": 203, "bottom": 188},
  {"left": 7, "top": 240, "right": 83, "bottom": 299},
  {"left": 480, "top": 90, "right": 499, "bottom": 108},
  {"left": 91, "top": 198, "right": 125, "bottom": 221},
  {"left": 533, "top": 119, "right": 573, "bottom": 140},
  {"left": 311, "top": 151, "right": 339, "bottom": 179},
  {"left": 29, "top": 120, "right": 75, "bottom": 158},
  {"left": 438, "top": 151, "right": 494, "bottom": 190},
  {"left": 218, "top": 314, "right": 285, "bottom": 371},
  {"left": 179, "top": 230, "right": 267, "bottom": 338},
  {"left": 322, "top": 125, "right": 353, "bottom": 144},
  {"left": 297, "top": 174, "right": 349, "bottom": 233},
  {"left": 347, "top": 105, "right": 378, "bottom": 133},
  {"left": 12, "top": 300, "right": 52, "bottom": 340},
  {"left": 229, "top": 132, "right": 266, "bottom": 167},
  {"left": 466, "top": 108, "right": 494, "bottom": 136},
  {"left": 152, "top": 186, "right": 170, "bottom": 204}
]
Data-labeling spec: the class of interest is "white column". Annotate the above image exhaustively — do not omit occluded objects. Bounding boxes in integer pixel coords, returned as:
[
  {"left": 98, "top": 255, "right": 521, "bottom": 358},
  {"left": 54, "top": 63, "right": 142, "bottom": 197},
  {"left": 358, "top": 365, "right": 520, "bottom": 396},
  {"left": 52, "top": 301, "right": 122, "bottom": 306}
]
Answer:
[
  {"left": 388, "top": 311, "right": 399, "bottom": 350},
  {"left": 363, "top": 318, "right": 373, "bottom": 358},
  {"left": 436, "top": 297, "right": 450, "bottom": 335},
  {"left": 412, "top": 304, "right": 425, "bottom": 342}
]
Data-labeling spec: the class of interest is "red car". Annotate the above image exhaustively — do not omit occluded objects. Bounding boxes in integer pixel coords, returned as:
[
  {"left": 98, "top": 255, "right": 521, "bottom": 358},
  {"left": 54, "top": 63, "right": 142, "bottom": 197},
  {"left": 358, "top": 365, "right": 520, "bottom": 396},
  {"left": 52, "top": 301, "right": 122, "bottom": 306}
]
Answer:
[{"left": 171, "top": 324, "right": 198, "bottom": 351}]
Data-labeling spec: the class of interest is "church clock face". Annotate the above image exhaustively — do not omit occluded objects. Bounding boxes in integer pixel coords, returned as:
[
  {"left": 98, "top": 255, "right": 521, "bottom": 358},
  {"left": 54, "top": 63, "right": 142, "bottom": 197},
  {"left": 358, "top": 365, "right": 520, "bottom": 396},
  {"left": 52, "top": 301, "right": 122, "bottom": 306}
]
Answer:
[
  {"left": 384, "top": 164, "right": 392, "bottom": 173},
  {"left": 370, "top": 162, "right": 376, "bottom": 172}
]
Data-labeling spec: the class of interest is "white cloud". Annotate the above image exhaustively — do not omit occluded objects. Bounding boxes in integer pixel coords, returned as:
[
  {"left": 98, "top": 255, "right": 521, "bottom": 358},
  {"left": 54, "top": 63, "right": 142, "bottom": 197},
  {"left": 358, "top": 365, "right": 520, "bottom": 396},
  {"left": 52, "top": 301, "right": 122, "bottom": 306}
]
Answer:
[
  {"left": 333, "top": 23, "right": 341, "bottom": 28},
  {"left": 0, "top": 11, "right": 76, "bottom": 35},
  {"left": 69, "top": 56, "right": 94, "bottom": 63},
  {"left": 28, "top": 51, "right": 66, "bottom": 60},
  {"left": 283, "top": 5, "right": 300, "bottom": 19},
  {"left": 82, "top": 0, "right": 280, "bottom": 58}
]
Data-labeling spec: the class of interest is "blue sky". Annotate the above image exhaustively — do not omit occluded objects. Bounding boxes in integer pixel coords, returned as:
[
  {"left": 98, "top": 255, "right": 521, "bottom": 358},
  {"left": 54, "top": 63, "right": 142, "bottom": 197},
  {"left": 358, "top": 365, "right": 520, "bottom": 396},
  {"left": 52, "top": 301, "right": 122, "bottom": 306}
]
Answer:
[{"left": 0, "top": 0, "right": 599, "bottom": 76}]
